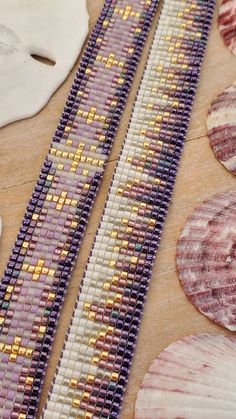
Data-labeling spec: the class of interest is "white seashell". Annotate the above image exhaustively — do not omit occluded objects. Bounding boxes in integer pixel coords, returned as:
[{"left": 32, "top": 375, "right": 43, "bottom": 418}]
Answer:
[
  {"left": 135, "top": 334, "right": 236, "bottom": 419},
  {"left": 0, "top": 0, "right": 89, "bottom": 127}
]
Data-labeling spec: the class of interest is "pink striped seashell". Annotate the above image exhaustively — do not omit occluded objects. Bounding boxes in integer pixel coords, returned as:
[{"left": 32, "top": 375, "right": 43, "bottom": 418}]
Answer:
[
  {"left": 207, "top": 82, "right": 236, "bottom": 175},
  {"left": 135, "top": 334, "right": 236, "bottom": 419},
  {"left": 218, "top": 0, "right": 236, "bottom": 56},
  {"left": 176, "top": 190, "right": 236, "bottom": 331}
]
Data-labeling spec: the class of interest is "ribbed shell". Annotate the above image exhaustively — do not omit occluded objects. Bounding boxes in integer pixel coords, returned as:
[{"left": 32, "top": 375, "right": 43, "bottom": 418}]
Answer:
[
  {"left": 218, "top": 0, "right": 236, "bottom": 56},
  {"left": 176, "top": 191, "right": 236, "bottom": 331},
  {"left": 207, "top": 82, "right": 236, "bottom": 175},
  {"left": 135, "top": 334, "right": 236, "bottom": 419}
]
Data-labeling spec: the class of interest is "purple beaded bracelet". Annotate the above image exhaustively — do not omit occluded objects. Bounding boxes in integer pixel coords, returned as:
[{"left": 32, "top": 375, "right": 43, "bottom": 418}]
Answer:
[{"left": 0, "top": 1, "right": 160, "bottom": 418}]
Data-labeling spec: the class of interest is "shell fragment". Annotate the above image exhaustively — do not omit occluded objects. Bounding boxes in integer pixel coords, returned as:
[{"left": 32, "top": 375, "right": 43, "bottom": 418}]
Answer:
[{"left": 207, "top": 82, "right": 236, "bottom": 175}]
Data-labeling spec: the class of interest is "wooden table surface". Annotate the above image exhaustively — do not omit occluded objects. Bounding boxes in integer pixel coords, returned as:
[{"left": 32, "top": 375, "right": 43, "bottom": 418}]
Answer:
[{"left": 0, "top": 0, "right": 235, "bottom": 417}]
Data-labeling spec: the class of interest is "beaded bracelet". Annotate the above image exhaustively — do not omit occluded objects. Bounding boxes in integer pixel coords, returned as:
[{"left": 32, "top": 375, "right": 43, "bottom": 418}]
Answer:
[
  {"left": 43, "top": 0, "right": 216, "bottom": 418},
  {"left": 0, "top": 1, "right": 160, "bottom": 418}
]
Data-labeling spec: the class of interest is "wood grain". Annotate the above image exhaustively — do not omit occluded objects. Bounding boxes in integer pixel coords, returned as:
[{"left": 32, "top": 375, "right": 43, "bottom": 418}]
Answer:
[{"left": 0, "top": 1, "right": 235, "bottom": 418}]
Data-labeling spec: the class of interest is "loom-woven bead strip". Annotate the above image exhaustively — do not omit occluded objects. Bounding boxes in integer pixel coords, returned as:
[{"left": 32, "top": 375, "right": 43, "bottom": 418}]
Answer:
[
  {"left": 0, "top": 1, "right": 159, "bottom": 418},
  {"left": 44, "top": 0, "right": 216, "bottom": 418}
]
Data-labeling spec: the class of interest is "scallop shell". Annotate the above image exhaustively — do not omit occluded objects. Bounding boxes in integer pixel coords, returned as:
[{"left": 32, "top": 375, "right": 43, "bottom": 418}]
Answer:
[
  {"left": 207, "top": 82, "right": 236, "bottom": 175},
  {"left": 135, "top": 334, "right": 236, "bottom": 419},
  {"left": 176, "top": 190, "right": 236, "bottom": 331},
  {"left": 218, "top": 0, "right": 236, "bottom": 56}
]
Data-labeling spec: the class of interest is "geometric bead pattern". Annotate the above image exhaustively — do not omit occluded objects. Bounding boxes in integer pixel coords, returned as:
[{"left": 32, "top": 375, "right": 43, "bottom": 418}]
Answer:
[
  {"left": 43, "top": 0, "right": 216, "bottom": 418},
  {"left": 0, "top": 1, "right": 160, "bottom": 418}
]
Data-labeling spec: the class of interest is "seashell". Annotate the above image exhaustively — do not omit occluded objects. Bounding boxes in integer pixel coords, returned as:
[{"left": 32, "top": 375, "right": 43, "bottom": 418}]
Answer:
[
  {"left": 218, "top": 0, "right": 236, "bottom": 56},
  {"left": 207, "top": 82, "right": 236, "bottom": 175},
  {"left": 176, "top": 190, "right": 236, "bottom": 331},
  {"left": 135, "top": 333, "right": 236, "bottom": 419},
  {"left": 0, "top": 0, "right": 88, "bottom": 127}
]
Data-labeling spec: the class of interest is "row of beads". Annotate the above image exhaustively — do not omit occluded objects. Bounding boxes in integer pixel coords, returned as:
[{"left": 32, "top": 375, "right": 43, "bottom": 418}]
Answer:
[
  {"left": 0, "top": 1, "right": 160, "bottom": 418},
  {"left": 44, "top": 0, "right": 216, "bottom": 418}
]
